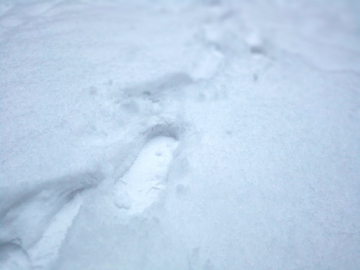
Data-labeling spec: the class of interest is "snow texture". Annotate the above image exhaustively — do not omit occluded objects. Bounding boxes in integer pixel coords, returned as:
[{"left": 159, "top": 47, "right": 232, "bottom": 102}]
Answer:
[{"left": 1, "top": 0, "right": 360, "bottom": 269}]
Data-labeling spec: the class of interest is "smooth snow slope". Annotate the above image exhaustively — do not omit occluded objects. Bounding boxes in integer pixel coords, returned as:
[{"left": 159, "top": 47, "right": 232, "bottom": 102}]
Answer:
[{"left": 1, "top": 0, "right": 360, "bottom": 269}]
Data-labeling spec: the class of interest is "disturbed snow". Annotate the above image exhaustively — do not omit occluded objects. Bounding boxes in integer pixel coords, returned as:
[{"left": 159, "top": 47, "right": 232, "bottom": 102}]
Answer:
[{"left": 1, "top": 0, "right": 360, "bottom": 269}]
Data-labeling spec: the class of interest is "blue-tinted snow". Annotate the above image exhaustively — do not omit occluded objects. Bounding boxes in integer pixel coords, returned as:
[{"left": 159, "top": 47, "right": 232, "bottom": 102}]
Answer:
[{"left": 1, "top": 0, "right": 359, "bottom": 269}]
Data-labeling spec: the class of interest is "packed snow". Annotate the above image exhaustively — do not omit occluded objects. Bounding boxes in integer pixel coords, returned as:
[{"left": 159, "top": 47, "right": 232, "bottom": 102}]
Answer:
[{"left": 1, "top": 0, "right": 360, "bottom": 269}]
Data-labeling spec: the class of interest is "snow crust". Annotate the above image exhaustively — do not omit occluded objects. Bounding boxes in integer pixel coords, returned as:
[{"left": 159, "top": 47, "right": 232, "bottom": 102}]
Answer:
[{"left": 1, "top": 0, "right": 360, "bottom": 269}]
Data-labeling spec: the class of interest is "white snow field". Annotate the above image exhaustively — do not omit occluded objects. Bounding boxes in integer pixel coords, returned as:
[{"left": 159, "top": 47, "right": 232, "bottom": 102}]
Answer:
[{"left": 1, "top": 0, "right": 360, "bottom": 269}]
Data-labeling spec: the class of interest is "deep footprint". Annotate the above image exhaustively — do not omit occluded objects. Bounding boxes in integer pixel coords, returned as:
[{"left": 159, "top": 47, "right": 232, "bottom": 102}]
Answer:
[{"left": 113, "top": 136, "right": 178, "bottom": 215}]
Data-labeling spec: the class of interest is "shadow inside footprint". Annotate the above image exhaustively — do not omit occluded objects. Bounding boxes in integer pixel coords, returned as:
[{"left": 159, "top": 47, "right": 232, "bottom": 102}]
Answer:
[{"left": 118, "top": 72, "right": 193, "bottom": 101}]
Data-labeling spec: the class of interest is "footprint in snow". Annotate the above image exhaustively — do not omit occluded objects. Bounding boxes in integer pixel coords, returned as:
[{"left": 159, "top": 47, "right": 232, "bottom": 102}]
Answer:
[
  {"left": 0, "top": 242, "right": 32, "bottom": 270},
  {"left": 113, "top": 135, "right": 178, "bottom": 215}
]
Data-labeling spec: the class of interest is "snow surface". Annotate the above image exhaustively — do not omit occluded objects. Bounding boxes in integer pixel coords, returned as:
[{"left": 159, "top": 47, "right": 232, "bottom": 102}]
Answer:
[{"left": 1, "top": 0, "right": 360, "bottom": 269}]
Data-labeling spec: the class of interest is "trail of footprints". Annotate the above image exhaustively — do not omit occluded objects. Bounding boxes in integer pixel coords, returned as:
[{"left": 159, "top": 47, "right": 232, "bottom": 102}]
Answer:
[
  {"left": 0, "top": 68, "right": 226, "bottom": 269},
  {"left": 0, "top": 73, "right": 189, "bottom": 270}
]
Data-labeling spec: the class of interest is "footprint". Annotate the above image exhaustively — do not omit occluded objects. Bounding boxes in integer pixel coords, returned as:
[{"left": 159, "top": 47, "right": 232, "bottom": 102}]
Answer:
[
  {"left": 113, "top": 135, "right": 179, "bottom": 215},
  {"left": 0, "top": 242, "right": 32, "bottom": 270},
  {"left": 0, "top": 172, "right": 103, "bottom": 270},
  {"left": 27, "top": 194, "right": 84, "bottom": 270}
]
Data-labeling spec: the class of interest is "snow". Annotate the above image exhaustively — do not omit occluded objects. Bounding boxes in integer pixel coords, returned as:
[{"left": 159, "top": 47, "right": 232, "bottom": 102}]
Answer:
[
  {"left": 1, "top": 0, "right": 360, "bottom": 269},
  {"left": 113, "top": 135, "right": 179, "bottom": 214}
]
